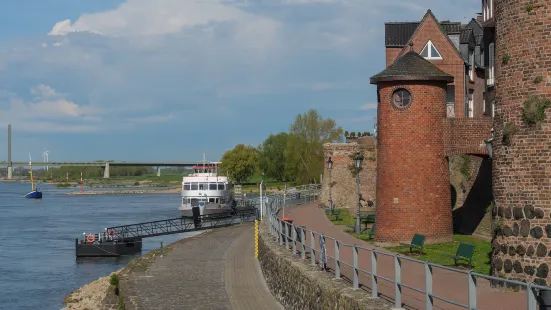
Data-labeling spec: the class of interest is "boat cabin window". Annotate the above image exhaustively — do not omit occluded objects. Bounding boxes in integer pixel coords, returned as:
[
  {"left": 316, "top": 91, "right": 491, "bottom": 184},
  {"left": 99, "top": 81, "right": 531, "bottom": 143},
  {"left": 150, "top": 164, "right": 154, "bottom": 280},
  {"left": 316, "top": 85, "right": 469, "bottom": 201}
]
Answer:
[
  {"left": 209, "top": 183, "right": 217, "bottom": 190},
  {"left": 191, "top": 183, "right": 198, "bottom": 190},
  {"left": 220, "top": 198, "right": 225, "bottom": 204},
  {"left": 183, "top": 183, "right": 190, "bottom": 190},
  {"left": 218, "top": 183, "right": 225, "bottom": 190},
  {"left": 190, "top": 198, "right": 200, "bottom": 206},
  {"left": 199, "top": 183, "right": 207, "bottom": 190},
  {"left": 208, "top": 198, "right": 215, "bottom": 203}
]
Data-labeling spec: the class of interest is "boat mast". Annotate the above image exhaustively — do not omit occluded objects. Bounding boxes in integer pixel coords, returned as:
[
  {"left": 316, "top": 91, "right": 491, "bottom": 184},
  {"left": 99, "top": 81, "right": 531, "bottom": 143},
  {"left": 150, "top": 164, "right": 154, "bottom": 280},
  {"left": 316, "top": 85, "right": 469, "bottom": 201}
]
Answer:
[{"left": 29, "top": 153, "right": 34, "bottom": 192}]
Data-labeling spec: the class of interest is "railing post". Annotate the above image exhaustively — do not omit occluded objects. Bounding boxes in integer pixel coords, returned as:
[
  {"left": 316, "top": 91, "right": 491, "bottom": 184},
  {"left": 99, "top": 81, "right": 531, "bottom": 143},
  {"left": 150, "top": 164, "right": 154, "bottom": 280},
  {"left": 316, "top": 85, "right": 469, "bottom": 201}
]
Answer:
[
  {"left": 468, "top": 271, "right": 477, "bottom": 310},
  {"left": 279, "top": 220, "right": 283, "bottom": 246},
  {"left": 371, "top": 251, "right": 378, "bottom": 298},
  {"left": 425, "top": 263, "right": 433, "bottom": 310},
  {"left": 292, "top": 224, "right": 297, "bottom": 255},
  {"left": 285, "top": 222, "right": 289, "bottom": 250},
  {"left": 394, "top": 256, "right": 402, "bottom": 309},
  {"left": 334, "top": 239, "right": 340, "bottom": 279},
  {"left": 310, "top": 231, "right": 316, "bottom": 266},
  {"left": 319, "top": 235, "right": 325, "bottom": 267},
  {"left": 353, "top": 245, "right": 359, "bottom": 290},
  {"left": 300, "top": 228, "right": 306, "bottom": 259},
  {"left": 527, "top": 283, "right": 537, "bottom": 310}
]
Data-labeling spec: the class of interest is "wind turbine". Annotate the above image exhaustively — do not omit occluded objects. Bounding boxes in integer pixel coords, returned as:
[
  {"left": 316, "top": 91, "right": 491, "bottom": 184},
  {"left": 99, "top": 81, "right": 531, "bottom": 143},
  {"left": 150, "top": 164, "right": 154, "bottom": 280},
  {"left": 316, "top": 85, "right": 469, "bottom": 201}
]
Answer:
[{"left": 42, "top": 150, "right": 49, "bottom": 171}]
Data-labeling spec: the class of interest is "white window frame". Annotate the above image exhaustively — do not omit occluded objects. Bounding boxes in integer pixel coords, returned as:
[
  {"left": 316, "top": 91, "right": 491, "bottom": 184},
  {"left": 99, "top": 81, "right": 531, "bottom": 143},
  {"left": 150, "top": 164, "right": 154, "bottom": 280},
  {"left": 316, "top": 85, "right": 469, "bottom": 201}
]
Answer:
[
  {"left": 492, "top": 100, "right": 495, "bottom": 117},
  {"left": 488, "top": 43, "right": 495, "bottom": 86},
  {"left": 468, "top": 96, "right": 474, "bottom": 118},
  {"left": 420, "top": 40, "right": 443, "bottom": 60},
  {"left": 469, "top": 49, "right": 475, "bottom": 81}
]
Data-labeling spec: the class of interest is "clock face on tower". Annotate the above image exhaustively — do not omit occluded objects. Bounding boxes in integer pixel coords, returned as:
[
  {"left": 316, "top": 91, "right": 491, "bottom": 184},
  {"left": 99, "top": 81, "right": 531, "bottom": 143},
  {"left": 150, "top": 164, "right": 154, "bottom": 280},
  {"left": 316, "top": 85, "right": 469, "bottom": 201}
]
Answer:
[{"left": 391, "top": 88, "right": 411, "bottom": 108}]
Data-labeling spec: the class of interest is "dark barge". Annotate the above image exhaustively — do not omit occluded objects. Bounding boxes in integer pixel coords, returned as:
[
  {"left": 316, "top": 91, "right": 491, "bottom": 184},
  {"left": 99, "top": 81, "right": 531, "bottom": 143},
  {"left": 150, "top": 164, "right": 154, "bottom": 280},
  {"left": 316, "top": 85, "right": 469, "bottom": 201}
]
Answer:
[{"left": 75, "top": 207, "right": 258, "bottom": 257}]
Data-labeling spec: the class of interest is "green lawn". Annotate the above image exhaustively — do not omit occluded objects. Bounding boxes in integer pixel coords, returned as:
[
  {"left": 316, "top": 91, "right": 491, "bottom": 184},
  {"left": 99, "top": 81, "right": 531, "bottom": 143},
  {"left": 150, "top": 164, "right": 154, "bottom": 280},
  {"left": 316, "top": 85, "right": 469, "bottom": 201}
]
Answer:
[{"left": 325, "top": 209, "right": 492, "bottom": 275}]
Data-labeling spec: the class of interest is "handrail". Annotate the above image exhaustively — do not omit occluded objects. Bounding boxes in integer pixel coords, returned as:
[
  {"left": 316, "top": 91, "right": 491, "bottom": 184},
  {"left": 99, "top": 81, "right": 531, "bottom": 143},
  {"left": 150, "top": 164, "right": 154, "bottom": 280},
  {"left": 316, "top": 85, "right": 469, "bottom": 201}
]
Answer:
[{"left": 261, "top": 187, "right": 549, "bottom": 310}]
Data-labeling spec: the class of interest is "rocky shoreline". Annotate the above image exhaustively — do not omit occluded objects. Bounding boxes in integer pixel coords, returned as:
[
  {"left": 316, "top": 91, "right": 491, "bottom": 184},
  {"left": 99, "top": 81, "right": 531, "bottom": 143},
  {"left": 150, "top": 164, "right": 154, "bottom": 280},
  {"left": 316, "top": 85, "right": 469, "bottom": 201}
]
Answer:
[{"left": 62, "top": 232, "right": 204, "bottom": 310}]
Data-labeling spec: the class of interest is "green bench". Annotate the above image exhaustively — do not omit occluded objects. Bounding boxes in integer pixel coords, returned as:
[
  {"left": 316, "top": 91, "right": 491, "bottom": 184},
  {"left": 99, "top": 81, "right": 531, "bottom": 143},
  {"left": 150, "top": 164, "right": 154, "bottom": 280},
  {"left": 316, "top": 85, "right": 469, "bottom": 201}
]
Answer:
[
  {"left": 400, "top": 234, "right": 426, "bottom": 256},
  {"left": 444, "top": 243, "right": 475, "bottom": 268},
  {"left": 366, "top": 223, "right": 375, "bottom": 239},
  {"left": 332, "top": 209, "right": 342, "bottom": 221}
]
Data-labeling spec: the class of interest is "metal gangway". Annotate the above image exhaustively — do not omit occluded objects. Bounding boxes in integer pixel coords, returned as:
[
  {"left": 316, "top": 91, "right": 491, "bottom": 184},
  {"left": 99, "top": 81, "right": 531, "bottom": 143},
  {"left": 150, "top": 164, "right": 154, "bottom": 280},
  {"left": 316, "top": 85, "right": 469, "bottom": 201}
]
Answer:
[{"left": 90, "top": 208, "right": 259, "bottom": 243}]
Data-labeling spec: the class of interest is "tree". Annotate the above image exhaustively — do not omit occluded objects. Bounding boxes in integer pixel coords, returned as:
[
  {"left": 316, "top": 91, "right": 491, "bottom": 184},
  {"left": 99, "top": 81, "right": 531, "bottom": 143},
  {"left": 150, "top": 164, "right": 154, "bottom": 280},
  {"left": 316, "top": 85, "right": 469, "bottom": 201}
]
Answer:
[
  {"left": 286, "top": 109, "right": 343, "bottom": 184},
  {"left": 220, "top": 144, "right": 259, "bottom": 184},
  {"left": 344, "top": 130, "right": 349, "bottom": 137},
  {"left": 259, "top": 132, "right": 290, "bottom": 182},
  {"left": 350, "top": 132, "right": 356, "bottom": 137}
]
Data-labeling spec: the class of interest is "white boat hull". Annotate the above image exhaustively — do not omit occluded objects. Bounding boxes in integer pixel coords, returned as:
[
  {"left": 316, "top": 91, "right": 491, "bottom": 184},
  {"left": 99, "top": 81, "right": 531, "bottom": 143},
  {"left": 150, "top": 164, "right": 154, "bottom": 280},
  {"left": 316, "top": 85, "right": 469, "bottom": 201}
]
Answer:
[{"left": 179, "top": 203, "right": 233, "bottom": 217}]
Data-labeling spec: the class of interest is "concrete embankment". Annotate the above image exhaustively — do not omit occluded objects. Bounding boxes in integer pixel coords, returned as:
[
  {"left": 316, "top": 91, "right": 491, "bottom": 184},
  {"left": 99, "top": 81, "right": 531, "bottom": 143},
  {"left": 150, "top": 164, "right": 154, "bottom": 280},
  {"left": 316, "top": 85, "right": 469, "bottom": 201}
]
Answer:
[{"left": 66, "top": 187, "right": 180, "bottom": 195}]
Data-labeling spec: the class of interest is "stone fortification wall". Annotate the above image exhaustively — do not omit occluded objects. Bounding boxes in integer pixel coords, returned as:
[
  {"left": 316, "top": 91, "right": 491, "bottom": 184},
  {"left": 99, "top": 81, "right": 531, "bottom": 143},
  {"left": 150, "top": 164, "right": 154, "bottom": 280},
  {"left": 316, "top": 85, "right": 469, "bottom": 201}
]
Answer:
[
  {"left": 491, "top": 0, "right": 551, "bottom": 285},
  {"left": 258, "top": 224, "right": 391, "bottom": 310},
  {"left": 320, "top": 143, "right": 376, "bottom": 209}
]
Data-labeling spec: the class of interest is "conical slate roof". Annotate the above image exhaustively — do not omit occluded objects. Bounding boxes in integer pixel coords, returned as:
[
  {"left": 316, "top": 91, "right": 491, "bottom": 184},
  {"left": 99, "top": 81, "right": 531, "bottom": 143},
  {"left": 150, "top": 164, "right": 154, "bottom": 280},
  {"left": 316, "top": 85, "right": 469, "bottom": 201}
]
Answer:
[{"left": 370, "top": 50, "right": 454, "bottom": 84}]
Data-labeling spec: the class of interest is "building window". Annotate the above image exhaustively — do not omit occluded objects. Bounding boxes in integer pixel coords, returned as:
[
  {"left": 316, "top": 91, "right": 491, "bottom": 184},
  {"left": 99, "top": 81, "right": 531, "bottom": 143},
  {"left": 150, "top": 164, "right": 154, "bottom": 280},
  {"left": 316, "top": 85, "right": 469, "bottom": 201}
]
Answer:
[
  {"left": 467, "top": 93, "right": 474, "bottom": 118},
  {"left": 446, "top": 85, "right": 455, "bottom": 118},
  {"left": 491, "top": 100, "right": 495, "bottom": 117},
  {"left": 391, "top": 88, "right": 412, "bottom": 108},
  {"left": 488, "top": 43, "right": 495, "bottom": 86},
  {"left": 420, "top": 40, "right": 442, "bottom": 60},
  {"left": 469, "top": 49, "right": 475, "bottom": 81}
]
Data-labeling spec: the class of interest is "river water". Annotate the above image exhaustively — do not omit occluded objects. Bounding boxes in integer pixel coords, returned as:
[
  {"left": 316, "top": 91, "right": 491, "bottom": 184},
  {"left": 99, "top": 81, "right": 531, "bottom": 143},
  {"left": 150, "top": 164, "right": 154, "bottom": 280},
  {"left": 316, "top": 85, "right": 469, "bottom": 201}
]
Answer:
[{"left": 0, "top": 181, "right": 197, "bottom": 310}]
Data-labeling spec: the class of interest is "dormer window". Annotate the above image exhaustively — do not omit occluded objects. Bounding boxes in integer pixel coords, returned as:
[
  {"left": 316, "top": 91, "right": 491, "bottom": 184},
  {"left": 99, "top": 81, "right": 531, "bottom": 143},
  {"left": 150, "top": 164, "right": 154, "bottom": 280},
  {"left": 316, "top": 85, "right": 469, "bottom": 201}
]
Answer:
[
  {"left": 420, "top": 40, "right": 442, "bottom": 60},
  {"left": 468, "top": 49, "right": 474, "bottom": 81}
]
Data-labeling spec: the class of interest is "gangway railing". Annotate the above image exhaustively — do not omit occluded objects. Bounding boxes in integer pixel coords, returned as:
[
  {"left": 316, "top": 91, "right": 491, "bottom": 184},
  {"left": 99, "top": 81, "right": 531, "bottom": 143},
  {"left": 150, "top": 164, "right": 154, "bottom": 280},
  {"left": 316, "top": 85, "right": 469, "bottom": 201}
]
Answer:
[{"left": 83, "top": 208, "right": 258, "bottom": 243}]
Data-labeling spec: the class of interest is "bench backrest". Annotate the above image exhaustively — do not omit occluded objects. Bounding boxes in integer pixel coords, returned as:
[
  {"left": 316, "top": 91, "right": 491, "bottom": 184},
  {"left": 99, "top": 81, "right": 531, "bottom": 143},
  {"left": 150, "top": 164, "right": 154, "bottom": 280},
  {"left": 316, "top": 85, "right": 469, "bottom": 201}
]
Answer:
[
  {"left": 371, "top": 223, "right": 376, "bottom": 233},
  {"left": 457, "top": 243, "right": 475, "bottom": 258},
  {"left": 411, "top": 234, "right": 426, "bottom": 246},
  {"left": 336, "top": 209, "right": 341, "bottom": 215}
]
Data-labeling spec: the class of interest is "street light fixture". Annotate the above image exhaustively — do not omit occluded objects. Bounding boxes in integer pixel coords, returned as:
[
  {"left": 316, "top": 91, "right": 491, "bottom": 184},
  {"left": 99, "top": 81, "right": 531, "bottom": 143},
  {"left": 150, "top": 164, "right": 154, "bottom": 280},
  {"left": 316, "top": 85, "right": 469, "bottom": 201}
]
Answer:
[
  {"left": 354, "top": 152, "right": 364, "bottom": 234},
  {"left": 485, "top": 128, "right": 495, "bottom": 159},
  {"left": 327, "top": 156, "right": 334, "bottom": 213}
]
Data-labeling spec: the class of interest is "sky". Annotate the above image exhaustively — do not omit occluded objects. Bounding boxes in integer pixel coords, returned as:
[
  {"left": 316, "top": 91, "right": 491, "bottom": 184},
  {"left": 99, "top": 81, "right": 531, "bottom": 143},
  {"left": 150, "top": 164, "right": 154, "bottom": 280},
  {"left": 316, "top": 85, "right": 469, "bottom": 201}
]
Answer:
[{"left": 0, "top": 0, "right": 481, "bottom": 162}]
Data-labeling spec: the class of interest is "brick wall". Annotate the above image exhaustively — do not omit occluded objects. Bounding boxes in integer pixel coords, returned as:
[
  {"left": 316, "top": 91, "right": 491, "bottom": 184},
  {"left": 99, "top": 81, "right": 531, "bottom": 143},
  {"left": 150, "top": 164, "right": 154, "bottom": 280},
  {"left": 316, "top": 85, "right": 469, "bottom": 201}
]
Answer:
[
  {"left": 375, "top": 81, "right": 453, "bottom": 245},
  {"left": 491, "top": 0, "right": 551, "bottom": 285},
  {"left": 320, "top": 143, "right": 376, "bottom": 210},
  {"left": 442, "top": 117, "right": 493, "bottom": 156},
  {"left": 393, "top": 14, "right": 467, "bottom": 118},
  {"left": 386, "top": 47, "right": 402, "bottom": 67}
]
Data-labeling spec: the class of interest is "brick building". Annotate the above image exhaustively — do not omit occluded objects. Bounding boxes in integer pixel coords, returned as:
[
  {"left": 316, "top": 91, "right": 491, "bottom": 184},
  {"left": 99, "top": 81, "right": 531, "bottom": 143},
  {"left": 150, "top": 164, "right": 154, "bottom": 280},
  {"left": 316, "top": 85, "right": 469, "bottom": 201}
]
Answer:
[{"left": 385, "top": 10, "right": 489, "bottom": 119}]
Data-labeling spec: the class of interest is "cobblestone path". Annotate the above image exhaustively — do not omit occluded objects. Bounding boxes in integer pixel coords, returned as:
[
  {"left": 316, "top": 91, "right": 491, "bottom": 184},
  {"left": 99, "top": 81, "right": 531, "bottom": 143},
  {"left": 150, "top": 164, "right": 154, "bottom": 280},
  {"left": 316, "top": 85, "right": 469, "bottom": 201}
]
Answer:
[{"left": 123, "top": 223, "right": 283, "bottom": 310}]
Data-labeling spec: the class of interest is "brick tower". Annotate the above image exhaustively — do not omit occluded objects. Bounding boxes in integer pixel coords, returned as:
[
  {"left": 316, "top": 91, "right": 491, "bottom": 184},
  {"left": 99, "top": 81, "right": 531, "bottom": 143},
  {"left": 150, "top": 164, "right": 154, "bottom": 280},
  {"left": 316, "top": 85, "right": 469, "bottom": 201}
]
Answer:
[
  {"left": 491, "top": 0, "right": 551, "bottom": 285},
  {"left": 370, "top": 47, "right": 454, "bottom": 245}
]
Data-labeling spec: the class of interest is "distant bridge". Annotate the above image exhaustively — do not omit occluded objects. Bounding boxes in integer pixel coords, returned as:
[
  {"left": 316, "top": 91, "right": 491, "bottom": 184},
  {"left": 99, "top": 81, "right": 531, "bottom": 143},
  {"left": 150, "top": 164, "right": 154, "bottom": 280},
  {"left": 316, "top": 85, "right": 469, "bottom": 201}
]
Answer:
[{"left": 0, "top": 161, "right": 209, "bottom": 179}]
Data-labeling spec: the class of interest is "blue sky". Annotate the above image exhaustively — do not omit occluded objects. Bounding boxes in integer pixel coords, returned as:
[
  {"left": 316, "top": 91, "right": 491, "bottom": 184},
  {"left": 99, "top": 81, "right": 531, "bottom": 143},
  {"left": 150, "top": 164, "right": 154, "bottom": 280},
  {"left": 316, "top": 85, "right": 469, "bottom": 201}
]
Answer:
[{"left": 0, "top": 0, "right": 481, "bottom": 162}]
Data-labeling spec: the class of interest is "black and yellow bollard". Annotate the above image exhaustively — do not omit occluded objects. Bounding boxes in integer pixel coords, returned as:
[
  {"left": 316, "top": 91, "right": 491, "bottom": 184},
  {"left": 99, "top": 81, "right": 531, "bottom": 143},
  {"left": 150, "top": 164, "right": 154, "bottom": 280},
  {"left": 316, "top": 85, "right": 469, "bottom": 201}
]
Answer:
[{"left": 255, "top": 220, "right": 259, "bottom": 259}]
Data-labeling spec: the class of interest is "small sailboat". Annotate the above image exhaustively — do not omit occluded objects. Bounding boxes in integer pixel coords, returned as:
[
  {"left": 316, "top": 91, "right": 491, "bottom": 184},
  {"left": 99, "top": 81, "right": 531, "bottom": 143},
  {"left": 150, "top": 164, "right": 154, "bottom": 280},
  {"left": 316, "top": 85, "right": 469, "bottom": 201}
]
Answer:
[{"left": 25, "top": 153, "right": 42, "bottom": 199}]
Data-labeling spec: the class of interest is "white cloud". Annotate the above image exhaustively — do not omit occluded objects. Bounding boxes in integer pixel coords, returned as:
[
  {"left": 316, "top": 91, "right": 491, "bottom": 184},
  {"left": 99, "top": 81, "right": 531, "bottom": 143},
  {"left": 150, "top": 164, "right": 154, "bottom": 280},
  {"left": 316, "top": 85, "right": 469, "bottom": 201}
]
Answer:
[
  {"left": 0, "top": 85, "right": 102, "bottom": 132},
  {"left": 47, "top": 0, "right": 280, "bottom": 49},
  {"left": 360, "top": 103, "right": 377, "bottom": 110}
]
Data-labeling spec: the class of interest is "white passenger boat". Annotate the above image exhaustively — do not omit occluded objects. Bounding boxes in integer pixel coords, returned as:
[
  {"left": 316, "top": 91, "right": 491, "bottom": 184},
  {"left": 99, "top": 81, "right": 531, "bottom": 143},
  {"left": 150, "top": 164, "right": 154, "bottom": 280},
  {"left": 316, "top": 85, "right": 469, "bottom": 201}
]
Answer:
[{"left": 178, "top": 155, "right": 236, "bottom": 217}]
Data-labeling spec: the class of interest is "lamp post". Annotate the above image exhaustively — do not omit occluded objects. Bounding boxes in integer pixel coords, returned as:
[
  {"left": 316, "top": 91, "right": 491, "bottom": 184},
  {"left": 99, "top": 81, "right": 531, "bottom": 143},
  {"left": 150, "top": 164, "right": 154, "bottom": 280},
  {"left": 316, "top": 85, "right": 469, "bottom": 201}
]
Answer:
[
  {"left": 354, "top": 152, "right": 364, "bottom": 234},
  {"left": 326, "top": 156, "right": 334, "bottom": 213}
]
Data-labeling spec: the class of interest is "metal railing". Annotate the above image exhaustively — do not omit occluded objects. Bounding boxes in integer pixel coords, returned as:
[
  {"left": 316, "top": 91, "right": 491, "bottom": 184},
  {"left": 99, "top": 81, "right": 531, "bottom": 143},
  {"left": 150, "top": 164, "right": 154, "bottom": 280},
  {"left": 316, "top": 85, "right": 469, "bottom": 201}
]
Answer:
[{"left": 261, "top": 187, "right": 551, "bottom": 310}]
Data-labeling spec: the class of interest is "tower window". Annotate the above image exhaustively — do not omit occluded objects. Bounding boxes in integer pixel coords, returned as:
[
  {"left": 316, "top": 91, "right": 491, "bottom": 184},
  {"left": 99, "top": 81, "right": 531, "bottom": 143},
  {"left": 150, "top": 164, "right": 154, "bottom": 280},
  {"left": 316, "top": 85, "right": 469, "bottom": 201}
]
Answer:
[
  {"left": 420, "top": 40, "right": 442, "bottom": 60},
  {"left": 391, "top": 88, "right": 412, "bottom": 108}
]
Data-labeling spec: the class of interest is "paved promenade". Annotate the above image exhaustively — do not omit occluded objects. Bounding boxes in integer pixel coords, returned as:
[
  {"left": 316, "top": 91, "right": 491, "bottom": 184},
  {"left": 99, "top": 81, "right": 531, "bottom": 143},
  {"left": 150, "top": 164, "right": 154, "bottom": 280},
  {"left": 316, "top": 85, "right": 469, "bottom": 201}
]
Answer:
[
  {"left": 122, "top": 223, "right": 283, "bottom": 310},
  {"left": 283, "top": 203, "right": 525, "bottom": 310}
]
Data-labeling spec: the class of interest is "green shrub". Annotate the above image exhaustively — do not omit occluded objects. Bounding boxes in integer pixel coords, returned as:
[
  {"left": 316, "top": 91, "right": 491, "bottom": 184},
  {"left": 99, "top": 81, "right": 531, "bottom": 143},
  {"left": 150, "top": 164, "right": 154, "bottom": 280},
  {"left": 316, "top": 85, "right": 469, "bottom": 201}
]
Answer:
[
  {"left": 522, "top": 95, "right": 551, "bottom": 126},
  {"left": 110, "top": 273, "right": 119, "bottom": 286}
]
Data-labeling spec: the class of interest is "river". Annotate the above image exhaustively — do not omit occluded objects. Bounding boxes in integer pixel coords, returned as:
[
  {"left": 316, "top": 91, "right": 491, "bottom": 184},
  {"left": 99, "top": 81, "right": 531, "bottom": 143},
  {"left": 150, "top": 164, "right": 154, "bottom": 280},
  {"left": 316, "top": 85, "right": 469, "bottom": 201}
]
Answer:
[{"left": 0, "top": 181, "right": 197, "bottom": 310}]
